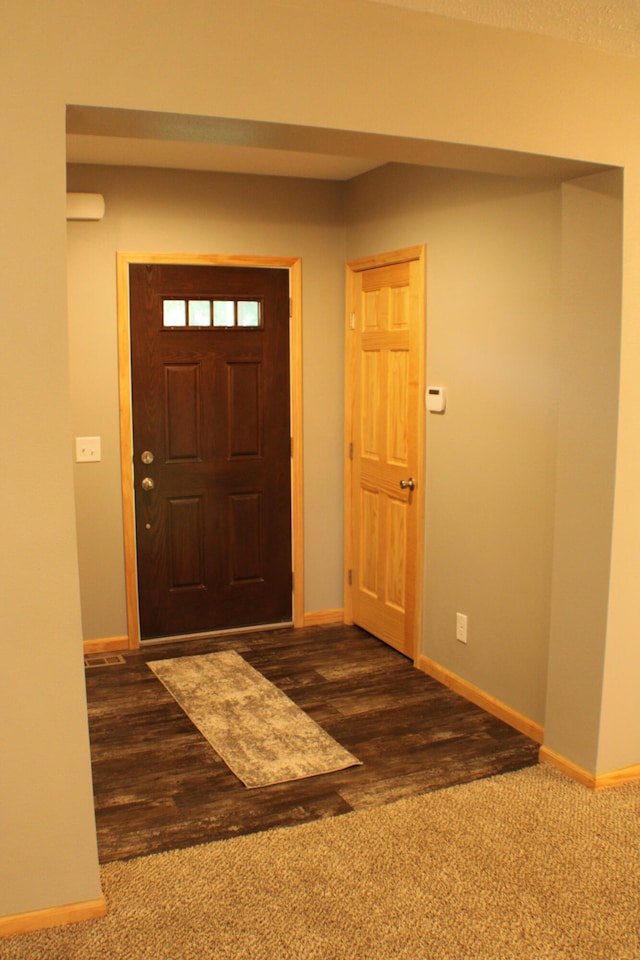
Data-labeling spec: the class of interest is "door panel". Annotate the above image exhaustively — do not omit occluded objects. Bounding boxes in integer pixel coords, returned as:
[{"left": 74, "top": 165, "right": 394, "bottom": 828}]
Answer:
[
  {"left": 168, "top": 496, "right": 205, "bottom": 589},
  {"left": 228, "top": 362, "right": 262, "bottom": 457},
  {"left": 165, "top": 364, "right": 200, "bottom": 460},
  {"left": 346, "top": 247, "right": 425, "bottom": 659},
  {"left": 229, "top": 493, "right": 263, "bottom": 581},
  {"left": 129, "top": 263, "right": 292, "bottom": 640}
]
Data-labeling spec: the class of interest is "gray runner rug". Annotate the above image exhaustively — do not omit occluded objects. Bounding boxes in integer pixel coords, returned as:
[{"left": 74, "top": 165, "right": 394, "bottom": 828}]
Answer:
[{"left": 147, "top": 650, "right": 361, "bottom": 788}]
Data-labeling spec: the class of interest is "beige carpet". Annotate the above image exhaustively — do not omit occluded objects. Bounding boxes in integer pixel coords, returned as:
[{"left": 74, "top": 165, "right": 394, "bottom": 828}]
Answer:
[
  {"left": 2, "top": 764, "right": 639, "bottom": 959},
  {"left": 147, "top": 650, "right": 361, "bottom": 787}
]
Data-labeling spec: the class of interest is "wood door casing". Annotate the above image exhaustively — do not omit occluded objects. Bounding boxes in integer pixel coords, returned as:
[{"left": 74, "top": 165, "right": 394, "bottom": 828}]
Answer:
[
  {"left": 129, "top": 262, "right": 292, "bottom": 640},
  {"left": 345, "top": 247, "right": 426, "bottom": 659},
  {"left": 117, "top": 254, "right": 304, "bottom": 649}
]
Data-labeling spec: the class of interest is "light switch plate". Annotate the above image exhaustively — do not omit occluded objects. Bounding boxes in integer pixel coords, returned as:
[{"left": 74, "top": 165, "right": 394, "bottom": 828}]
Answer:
[{"left": 75, "top": 436, "right": 101, "bottom": 462}]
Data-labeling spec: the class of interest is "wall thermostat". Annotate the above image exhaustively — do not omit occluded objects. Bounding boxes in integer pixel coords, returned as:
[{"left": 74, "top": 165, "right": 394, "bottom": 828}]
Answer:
[{"left": 426, "top": 386, "right": 446, "bottom": 413}]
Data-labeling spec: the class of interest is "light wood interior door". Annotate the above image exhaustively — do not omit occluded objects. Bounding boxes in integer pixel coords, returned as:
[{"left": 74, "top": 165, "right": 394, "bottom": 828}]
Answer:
[{"left": 345, "top": 247, "right": 426, "bottom": 659}]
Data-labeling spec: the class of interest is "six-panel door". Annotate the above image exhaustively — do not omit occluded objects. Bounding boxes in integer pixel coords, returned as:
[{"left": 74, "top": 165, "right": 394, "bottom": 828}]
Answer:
[
  {"left": 348, "top": 250, "right": 425, "bottom": 658},
  {"left": 129, "top": 263, "right": 292, "bottom": 639}
]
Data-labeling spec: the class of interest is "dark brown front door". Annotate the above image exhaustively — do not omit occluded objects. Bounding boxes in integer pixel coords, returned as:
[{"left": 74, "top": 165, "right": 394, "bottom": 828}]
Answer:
[{"left": 129, "top": 263, "right": 292, "bottom": 639}]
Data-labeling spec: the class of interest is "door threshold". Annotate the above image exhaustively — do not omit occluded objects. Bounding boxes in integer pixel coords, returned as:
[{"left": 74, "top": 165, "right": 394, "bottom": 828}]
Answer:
[{"left": 140, "top": 621, "right": 294, "bottom": 646}]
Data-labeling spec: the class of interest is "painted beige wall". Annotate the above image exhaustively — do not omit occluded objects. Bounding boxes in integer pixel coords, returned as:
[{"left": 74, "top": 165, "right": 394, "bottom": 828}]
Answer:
[
  {"left": 67, "top": 164, "right": 346, "bottom": 638},
  {"left": 545, "top": 169, "right": 623, "bottom": 773},
  {"left": 0, "top": 69, "right": 104, "bottom": 915},
  {"left": 3, "top": 0, "right": 640, "bottom": 921},
  {"left": 346, "top": 164, "right": 562, "bottom": 723}
]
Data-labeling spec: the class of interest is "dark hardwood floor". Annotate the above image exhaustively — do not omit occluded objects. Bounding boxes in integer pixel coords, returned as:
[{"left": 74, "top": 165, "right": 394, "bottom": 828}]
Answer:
[{"left": 85, "top": 624, "right": 539, "bottom": 863}]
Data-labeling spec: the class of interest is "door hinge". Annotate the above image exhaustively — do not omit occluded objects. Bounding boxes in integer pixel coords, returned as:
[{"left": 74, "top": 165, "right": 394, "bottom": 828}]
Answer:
[
  {"left": 290, "top": 436, "right": 293, "bottom": 458},
  {"left": 289, "top": 297, "right": 293, "bottom": 319},
  {"left": 349, "top": 442, "right": 354, "bottom": 460},
  {"left": 348, "top": 569, "right": 353, "bottom": 586},
  {"left": 349, "top": 312, "right": 356, "bottom": 330}
]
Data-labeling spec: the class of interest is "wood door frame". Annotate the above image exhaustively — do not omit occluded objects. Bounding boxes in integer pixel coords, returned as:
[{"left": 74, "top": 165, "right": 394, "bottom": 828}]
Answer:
[
  {"left": 343, "top": 245, "right": 426, "bottom": 663},
  {"left": 117, "top": 252, "right": 304, "bottom": 648}
]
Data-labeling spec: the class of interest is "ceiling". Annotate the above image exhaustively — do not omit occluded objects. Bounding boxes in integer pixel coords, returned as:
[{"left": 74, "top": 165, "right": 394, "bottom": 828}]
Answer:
[
  {"left": 66, "top": 133, "right": 383, "bottom": 182},
  {"left": 368, "top": 0, "right": 640, "bottom": 58},
  {"left": 67, "top": 106, "right": 609, "bottom": 185},
  {"left": 67, "top": 1, "right": 633, "bottom": 182}
]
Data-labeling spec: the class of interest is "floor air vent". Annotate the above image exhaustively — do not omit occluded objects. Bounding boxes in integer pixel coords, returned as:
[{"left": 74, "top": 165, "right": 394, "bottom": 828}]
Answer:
[{"left": 84, "top": 653, "right": 126, "bottom": 669}]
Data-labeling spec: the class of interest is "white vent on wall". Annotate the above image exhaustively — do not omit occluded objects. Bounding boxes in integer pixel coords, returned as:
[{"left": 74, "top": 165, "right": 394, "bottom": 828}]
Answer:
[{"left": 66, "top": 192, "right": 105, "bottom": 221}]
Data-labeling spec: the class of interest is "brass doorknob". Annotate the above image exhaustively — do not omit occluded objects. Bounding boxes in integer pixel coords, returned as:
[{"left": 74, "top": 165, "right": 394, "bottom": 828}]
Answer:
[
  {"left": 399, "top": 478, "right": 415, "bottom": 491},
  {"left": 141, "top": 477, "right": 155, "bottom": 491}
]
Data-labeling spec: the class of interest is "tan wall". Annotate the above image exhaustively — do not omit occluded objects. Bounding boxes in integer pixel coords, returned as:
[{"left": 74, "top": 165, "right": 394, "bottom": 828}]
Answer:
[
  {"left": 346, "top": 164, "right": 562, "bottom": 723},
  {"left": 3, "top": 0, "right": 640, "bottom": 921},
  {"left": 0, "top": 92, "right": 104, "bottom": 915},
  {"left": 545, "top": 169, "right": 623, "bottom": 773},
  {"left": 67, "top": 164, "right": 346, "bottom": 638}
]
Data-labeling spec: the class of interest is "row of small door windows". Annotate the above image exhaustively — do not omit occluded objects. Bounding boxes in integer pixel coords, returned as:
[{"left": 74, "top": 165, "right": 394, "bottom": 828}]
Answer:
[{"left": 163, "top": 299, "right": 261, "bottom": 329}]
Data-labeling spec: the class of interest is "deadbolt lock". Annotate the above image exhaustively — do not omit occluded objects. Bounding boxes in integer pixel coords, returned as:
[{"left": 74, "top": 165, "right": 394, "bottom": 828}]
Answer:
[{"left": 141, "top": 450, "right": 154, "bottom": 464}]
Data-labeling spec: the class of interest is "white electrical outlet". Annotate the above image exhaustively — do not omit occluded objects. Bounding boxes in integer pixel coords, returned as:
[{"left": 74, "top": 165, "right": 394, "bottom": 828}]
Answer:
[
  {"left": 75, "top": 436, "right": 102, "bottom": 462},
  {"left": 456, "top": 612, "right": 468, "bottom": 644}
]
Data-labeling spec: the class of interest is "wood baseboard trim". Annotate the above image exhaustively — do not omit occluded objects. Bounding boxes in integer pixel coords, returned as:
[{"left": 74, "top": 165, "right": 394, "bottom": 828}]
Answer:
[
  {"left": 83, "top": 636, "right": 129, "bottom": 654},
  {"left": 417, "top": 655, "right": 544, "bottom": 744},
  {"left": 0, "top": 896, "right": 106, "bottom": 938},
  {"left": 302, "top": 610, "right": 344, "bottom": 627},
  {"left": 539, "top": 745, "right": 640, "bottom": 790},
  {"left": 539, "top": 746, "right": 596, "bottom": 788},
  {"left": 595, "top": 760, "right": 640, "bottom": 789}
]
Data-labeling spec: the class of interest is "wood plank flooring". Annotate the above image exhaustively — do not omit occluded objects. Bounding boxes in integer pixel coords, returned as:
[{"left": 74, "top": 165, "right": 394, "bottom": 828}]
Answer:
[{"left": 85, "top": 624, "right": 539, "bottom": 863}]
